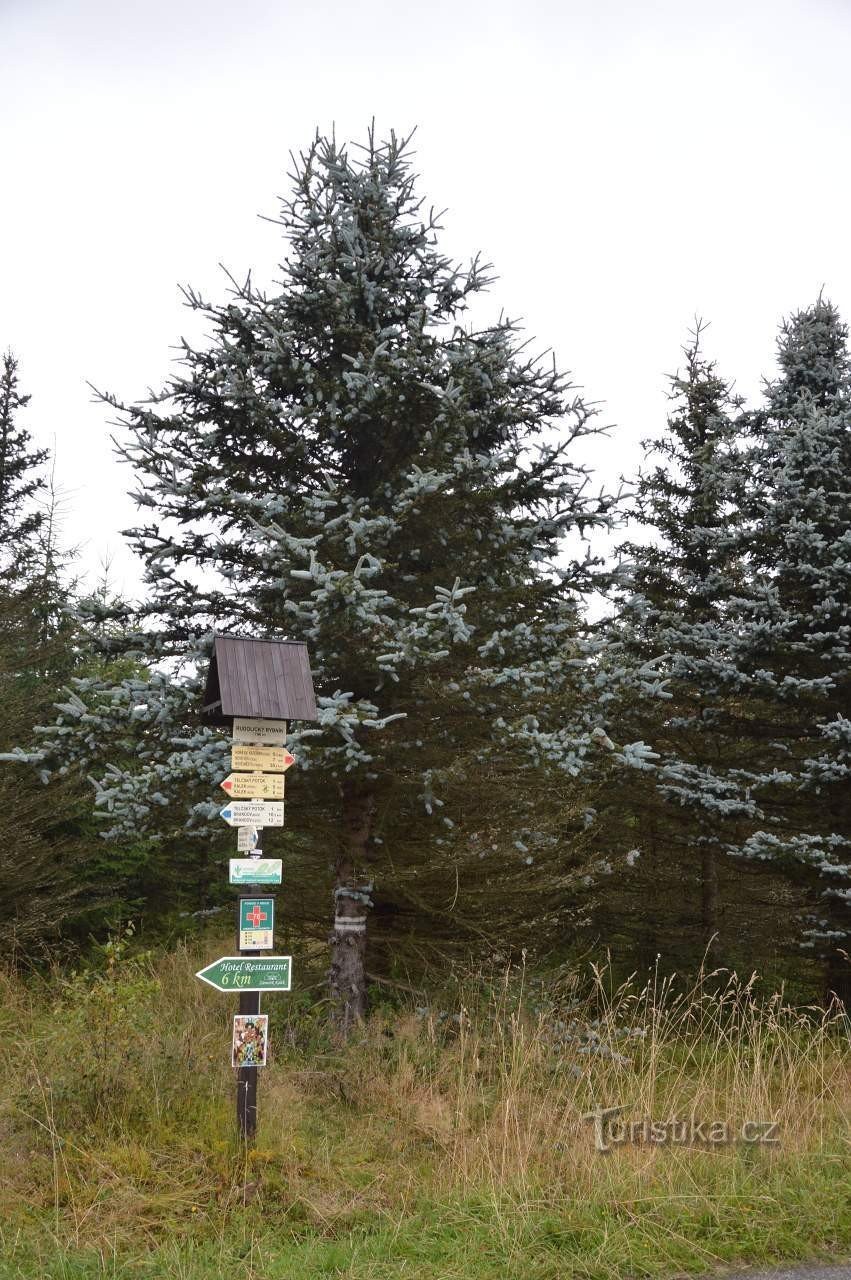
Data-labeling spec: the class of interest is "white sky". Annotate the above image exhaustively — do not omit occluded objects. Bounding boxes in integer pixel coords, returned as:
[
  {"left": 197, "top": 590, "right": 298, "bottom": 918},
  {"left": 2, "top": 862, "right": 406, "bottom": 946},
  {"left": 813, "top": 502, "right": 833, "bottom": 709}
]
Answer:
[{"left": 2, "top": 0, "right": 850, "bottom": 595}]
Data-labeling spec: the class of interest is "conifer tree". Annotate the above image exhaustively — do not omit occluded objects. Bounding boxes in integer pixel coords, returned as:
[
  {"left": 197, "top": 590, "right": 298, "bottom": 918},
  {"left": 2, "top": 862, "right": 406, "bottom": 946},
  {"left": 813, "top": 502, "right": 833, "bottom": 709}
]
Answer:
[
  {"left": 0, "top": 354, "right": 101, "bottom": 950},
  {"left": 610, "top": 302, "right": 851, "bottom": 996},
  {"left": 18, "top": 128, "right": 647, "bottom": 1028},
  {"left": 606, "top": 325, "right": 756, "bottom": 968},
  {"left": 734, "top": 298, "right": 851, "bottom": 999},
  {"left": 0, "top": 351, "right": 48, "bottom": 582}
]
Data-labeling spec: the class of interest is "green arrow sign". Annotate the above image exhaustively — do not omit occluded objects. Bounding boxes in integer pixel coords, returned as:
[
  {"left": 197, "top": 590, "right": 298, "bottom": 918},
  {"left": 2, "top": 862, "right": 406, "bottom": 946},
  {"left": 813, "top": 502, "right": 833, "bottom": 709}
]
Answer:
[{"left": 195, "top": 955, "right": 292, "bottom": 992}]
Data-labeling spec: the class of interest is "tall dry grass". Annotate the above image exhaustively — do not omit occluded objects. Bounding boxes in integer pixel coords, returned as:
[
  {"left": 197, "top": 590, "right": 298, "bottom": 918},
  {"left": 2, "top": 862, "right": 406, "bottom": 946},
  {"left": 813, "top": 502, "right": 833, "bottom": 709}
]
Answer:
[{"left": 0, "top": 942, "right": 848, "bottom": 1272}]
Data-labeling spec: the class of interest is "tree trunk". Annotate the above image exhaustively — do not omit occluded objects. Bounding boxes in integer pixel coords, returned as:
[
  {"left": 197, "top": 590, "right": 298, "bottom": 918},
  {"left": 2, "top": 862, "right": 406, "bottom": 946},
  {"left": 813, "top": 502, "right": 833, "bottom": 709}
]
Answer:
[
  {"left": 700, "top": 844, "right": 720, "bottom": 955},
  {"left": 823, "top": 948, "right": 851, "bottom": 1009},
  {"left": 330, "top": 782, "right": 375, "bottom": 1038}
]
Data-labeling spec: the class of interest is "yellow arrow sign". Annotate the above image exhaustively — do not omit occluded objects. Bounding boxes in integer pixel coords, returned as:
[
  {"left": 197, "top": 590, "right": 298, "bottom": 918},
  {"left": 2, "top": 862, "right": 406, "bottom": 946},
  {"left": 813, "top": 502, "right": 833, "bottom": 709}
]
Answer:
[
  {"left": 221, "top": 773, "right": 285, "bottom": 800},
  {"left": 230, "top": 744, "right": 295, "bottom": 773}
]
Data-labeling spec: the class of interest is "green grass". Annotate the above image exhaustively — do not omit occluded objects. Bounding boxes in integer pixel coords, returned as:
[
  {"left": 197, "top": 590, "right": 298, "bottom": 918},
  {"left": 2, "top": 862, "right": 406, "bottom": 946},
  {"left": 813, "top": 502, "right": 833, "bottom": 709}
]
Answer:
[
  {"left": 2, "top": 1173, "right": 849, "bottom": 1280},
  {"left": 0, "top": 944, "right": 848, "bottom": 1278}
]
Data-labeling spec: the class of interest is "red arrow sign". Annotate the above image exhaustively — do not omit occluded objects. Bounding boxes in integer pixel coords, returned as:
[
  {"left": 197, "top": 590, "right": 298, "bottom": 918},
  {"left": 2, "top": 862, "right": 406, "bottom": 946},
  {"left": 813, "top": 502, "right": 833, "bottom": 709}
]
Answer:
[{"left": 220, "top": 773, "right": 285, "bottom": 799}]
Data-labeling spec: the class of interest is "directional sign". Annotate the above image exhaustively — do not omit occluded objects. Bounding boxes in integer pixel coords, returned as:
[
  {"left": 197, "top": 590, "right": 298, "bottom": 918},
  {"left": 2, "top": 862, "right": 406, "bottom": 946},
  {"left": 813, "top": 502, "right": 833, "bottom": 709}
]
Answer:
[
  {"left": 221, "top": 772, "right": 285, "bottom": 800},
  {"left": 237, "top": 826, "right": 261, "bottom": 853},
  {"left": 231, "top": 744, "right": 295, "bottom": 773},
  {"left": 230, "top": 858, "right": 282, "bottom": 886},
  {"left": 239, "top": 896, "right": 275, "bottom": 949},
  {"left": 196, "top": 955, "right": 292, "bottom": 992},
  {"left": 232, "top": 717, "right": 287, "bottom": 746},
  {"left": 220, "top": 801, "right": 284, "bottom": 828}
]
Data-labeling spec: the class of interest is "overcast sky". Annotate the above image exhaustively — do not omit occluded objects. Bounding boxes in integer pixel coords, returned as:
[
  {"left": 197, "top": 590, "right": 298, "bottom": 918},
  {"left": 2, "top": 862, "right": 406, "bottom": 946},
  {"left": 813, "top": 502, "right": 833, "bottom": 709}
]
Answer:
[{"left": 2, "top": 0, "right": 850, "bottom": 594}]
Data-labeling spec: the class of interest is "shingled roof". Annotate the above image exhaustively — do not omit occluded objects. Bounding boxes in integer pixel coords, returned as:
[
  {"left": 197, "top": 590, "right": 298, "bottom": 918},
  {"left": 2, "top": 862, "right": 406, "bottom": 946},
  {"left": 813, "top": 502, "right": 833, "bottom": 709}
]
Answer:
[{"left": 201, "top": 635, "right": 318, "bottom": 725}]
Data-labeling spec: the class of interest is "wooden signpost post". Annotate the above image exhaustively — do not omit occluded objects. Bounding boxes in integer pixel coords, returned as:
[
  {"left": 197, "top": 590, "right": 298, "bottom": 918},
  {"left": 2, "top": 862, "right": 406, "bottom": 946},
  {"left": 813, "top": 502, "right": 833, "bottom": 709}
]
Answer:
[
  {"left": 228, "top": 732, "right": 285, "bottom": 1141},
  {"left": 195, "top": 634, "right": 318, "bottom": 1143}
]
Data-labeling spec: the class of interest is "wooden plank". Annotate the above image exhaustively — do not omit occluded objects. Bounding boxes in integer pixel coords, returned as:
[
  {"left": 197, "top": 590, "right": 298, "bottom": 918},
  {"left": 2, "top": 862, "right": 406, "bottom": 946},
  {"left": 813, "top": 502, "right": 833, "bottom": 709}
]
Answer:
[{"left": 208, "top": 636, "right": 318, "bottom": 722}]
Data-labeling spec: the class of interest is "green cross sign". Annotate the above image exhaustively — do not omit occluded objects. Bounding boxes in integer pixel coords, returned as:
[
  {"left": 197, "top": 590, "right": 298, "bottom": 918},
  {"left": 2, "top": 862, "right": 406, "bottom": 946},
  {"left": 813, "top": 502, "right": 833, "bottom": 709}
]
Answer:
[{"left": 239, "top": 896, "right": 275, "bottom": 949}]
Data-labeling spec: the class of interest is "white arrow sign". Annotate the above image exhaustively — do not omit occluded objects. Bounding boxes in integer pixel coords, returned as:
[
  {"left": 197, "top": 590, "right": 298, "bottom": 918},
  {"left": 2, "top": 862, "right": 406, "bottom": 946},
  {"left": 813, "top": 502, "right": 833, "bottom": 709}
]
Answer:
[
  {"left": 232, "top": 717, "right": 287, "bottom": 746},
  {"left": 220, "top": 801, "right": 284, "bottom": 828}
]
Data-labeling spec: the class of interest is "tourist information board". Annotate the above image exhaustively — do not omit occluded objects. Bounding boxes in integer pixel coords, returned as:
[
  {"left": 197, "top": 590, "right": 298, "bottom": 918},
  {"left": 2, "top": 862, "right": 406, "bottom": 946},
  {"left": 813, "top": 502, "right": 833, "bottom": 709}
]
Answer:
[
  {"left": 221, "top": 772, "right": 285, "bottom": 800},
  {"left": 232, "top": 717, "right": 287, "bottom": 746},
  {"left": 239, "top": 896, "right": 275, "bottom": 949},
  {"left": 220, "top": 801, "right": 284, "bottom": 828},
  {"left": 196, "top": 955, "right": 292, "bottom": 992},
  {"left": 229, "top": 858, "right": 282, "bottom": 886},
  {"left": 231, "top": 744, "right": 295, "bottom": 773}
]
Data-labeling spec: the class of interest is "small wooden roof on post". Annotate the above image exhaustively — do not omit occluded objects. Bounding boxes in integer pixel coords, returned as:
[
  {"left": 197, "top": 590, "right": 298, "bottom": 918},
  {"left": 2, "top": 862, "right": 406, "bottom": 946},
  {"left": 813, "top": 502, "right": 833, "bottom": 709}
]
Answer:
[{"left": 201, "top": 634, "right": 318, "bottom": 726}]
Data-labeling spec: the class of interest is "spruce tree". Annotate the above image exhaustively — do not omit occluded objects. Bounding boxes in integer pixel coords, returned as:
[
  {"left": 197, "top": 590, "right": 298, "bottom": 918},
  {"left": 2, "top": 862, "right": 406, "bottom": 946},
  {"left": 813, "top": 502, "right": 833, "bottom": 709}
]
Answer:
[
  {"left": 0, "top": 354, "right": 103, "bottom": 950},
  {"left": 0, "top": 351, "right": 48, "bottom": 582},
  {"left": 606, "top": 325, "right": 758, "bottom": 970},
  {"left": 19, "top": 128, "right": 643, "bottom": 1028},
  {"left": 610, "top": 302, "right": 851, "bottom": 996},
  {"left": 734, "top": 298, "right": 851, "bottom": 999}
]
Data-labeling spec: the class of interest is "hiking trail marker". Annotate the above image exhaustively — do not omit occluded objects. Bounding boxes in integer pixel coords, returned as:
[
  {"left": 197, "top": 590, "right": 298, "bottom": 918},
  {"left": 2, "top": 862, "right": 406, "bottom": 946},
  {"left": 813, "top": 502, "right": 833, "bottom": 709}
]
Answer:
[
  {"left": 221, "top": 772, "right": 286, "bottom": 800},
  {"left": 231, "top": 744, "right": 295, "bottom": 773},
  {"left": 220, "top": 800, "right": 284, "bottom": 828}
]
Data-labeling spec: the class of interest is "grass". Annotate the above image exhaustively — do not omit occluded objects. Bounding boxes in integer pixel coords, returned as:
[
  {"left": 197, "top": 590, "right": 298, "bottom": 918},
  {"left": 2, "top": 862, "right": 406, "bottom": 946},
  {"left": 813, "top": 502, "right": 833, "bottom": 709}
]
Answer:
[{"left": 0, "top": 943, "right": 849, "bottom": 1278}]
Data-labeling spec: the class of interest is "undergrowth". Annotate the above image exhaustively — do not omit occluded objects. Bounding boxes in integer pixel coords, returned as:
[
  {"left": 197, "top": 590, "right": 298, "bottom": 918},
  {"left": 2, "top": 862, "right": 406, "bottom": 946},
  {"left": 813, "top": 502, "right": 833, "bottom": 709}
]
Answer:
[{"left": 0, "top": 941, "right": 848, "bottom": 1278}]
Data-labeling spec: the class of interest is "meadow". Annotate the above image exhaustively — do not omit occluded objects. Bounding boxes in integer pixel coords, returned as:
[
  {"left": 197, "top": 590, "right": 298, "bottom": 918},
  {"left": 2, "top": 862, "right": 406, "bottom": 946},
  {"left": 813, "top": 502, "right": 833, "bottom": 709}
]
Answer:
[{"left": 0, "top": 939, "right": 849, "bottom": 1279}]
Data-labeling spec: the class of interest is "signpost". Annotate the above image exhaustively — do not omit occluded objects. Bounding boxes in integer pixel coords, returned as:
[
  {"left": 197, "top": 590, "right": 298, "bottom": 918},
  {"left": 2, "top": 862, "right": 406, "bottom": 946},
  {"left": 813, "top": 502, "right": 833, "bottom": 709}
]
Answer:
[
  {"left": 225, "top": 723, "right": 286, "bottom": 1138},
  {"left": 229, "top": 858, "right": 283, "bottom": 886},
  {"left": 220, "top": 801, "right": 285, "bottom": 828},
  {"left": 195, "top": 636, "right": 318, "bottom": 1143},
  {"left": 231, "top": 744, "right": 295, "bottom": 773},
  {"left": 221, "top": 772, "right": 286, "bottom": 800},
  {"left": 196, "top": 955, "right": 292, "bottom": 991}
]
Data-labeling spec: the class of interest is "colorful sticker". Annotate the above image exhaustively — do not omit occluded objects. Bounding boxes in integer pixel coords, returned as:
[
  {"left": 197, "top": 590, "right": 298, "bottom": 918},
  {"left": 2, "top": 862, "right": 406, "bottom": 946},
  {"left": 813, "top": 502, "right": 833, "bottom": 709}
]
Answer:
[{"left": 232, "top": 1014, "right": 268, "bottom": 1068}]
